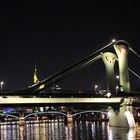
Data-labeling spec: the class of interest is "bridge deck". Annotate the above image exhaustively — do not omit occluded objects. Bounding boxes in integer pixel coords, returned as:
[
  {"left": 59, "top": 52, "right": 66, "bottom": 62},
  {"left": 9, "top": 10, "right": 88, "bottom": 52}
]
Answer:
[{"left": 0, "top": 97, "right": 122, "bottom": 105}]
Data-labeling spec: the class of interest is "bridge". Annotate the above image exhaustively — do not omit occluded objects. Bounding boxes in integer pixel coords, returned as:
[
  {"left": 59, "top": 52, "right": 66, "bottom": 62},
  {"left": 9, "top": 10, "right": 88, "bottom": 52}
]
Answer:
[
  {"left": 1, "top": 39, "right": 140, "bottom": 128},
  {"left": 0, "top": 96, "right": 122, "bottom": 106}
]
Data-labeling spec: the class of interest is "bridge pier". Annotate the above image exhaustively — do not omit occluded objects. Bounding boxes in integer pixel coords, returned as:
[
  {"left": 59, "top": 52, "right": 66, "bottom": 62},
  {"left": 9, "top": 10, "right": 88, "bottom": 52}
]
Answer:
[
  {"left": 67, "top": 111, "right": 73, "bottom": 126},
  {"left": 18, "top": 111, "right": 25, "bottom": 126},
  {"left": 108, "top": 101, "right": 135, "bottom": 128}
]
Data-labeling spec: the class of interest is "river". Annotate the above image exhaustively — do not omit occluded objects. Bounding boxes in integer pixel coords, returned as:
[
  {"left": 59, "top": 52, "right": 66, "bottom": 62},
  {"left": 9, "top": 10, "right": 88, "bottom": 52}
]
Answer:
[{"left": 0, "top": 120, "right": 140, "bottom": 140}]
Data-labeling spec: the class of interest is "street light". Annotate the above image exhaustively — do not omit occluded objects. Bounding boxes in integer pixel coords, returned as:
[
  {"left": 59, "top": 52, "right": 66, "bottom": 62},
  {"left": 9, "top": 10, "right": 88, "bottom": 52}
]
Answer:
[
  {"left": 116, "top": 75, "right": 120, "bottom": 92},
  {"left": 0, "top": 81, "right": 4, "bottom": 93},
  {"left": 116, "top": 75, "right": 119, "bottom": 79},
  {"left": 116, "top": 86, "right": 119, "bottom": 94},
  {"left": 112, "top": 39, "right": 116, "bottom": 43},
  {"left": 94, "top": 85, "right": 98, "bottom": 94}
]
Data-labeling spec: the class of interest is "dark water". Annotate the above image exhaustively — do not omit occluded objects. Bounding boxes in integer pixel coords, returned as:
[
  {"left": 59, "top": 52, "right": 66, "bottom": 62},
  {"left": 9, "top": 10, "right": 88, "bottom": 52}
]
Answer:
[{"left": 0, "top": 120, "right": 140, "bottom": 140}]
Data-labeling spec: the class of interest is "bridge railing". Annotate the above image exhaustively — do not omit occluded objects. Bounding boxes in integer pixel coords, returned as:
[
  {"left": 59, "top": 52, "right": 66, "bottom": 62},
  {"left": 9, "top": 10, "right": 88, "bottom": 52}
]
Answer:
[{"left": 0, "top": 90, "right": 117, "bottom": 98}]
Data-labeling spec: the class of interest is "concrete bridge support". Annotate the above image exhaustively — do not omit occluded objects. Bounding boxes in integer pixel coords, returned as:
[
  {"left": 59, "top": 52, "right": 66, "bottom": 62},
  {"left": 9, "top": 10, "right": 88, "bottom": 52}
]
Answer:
[
  {"left": 108, "top": 103, "right": 135, "bottom": 128},
  {"left": 113, "top": 40, "right": 130, "bottom": 92},
  {"left": 67, "top": 111, "right": 73, "bottom": 126},
  {"left": 19, "top": 111, "right": 25, "bottom": 126},
  {"left": 102, "top": 52, "right": 116, "bottom": 93}
]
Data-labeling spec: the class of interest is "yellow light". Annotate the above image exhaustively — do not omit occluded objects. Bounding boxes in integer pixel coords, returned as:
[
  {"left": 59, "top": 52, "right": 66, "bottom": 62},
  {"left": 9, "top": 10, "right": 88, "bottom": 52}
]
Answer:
[
  {"left": 39, "top": 84, "right": 45, "bottom": 89},
  {"left": 34, "top": 67, "right": 38, "bottom": 84}
]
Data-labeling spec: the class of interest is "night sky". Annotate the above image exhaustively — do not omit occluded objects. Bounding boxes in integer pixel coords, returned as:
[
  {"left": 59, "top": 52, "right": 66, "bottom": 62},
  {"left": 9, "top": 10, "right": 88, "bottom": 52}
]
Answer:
[{"left": 0, "top": 1, "right": 140, "bottom": 91}]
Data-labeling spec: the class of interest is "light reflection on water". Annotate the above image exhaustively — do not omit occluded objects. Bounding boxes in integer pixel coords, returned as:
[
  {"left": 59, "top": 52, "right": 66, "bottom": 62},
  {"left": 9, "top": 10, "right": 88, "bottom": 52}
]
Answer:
[{"left": 0, "top": 120, "right": 140, "bottom": 140}]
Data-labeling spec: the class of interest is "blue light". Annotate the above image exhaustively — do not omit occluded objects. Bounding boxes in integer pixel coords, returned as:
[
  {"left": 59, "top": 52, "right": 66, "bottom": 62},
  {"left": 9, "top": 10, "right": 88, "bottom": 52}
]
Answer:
[{"left": 3, "top": 107, "right": 13, "bottom": 113}]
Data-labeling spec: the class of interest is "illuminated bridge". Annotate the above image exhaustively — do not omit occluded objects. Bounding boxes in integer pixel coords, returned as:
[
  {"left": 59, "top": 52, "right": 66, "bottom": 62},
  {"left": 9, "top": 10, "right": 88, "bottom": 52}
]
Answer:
[{"left": 1, "top": 39, "right": 140, "bottom": 128}]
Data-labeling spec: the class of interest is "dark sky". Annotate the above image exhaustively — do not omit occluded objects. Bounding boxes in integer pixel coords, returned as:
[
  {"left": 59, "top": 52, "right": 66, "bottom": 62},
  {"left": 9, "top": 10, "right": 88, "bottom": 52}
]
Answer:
[{"left": 0, "top": 1, "right": 140, "bottom": 91}]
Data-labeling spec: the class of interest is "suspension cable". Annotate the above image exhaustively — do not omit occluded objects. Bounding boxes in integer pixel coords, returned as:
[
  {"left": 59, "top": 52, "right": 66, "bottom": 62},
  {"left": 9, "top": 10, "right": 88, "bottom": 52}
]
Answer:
[
  {"left": 31, "top": 41, "right": 113, "bottom": 90},
  {"left": 128, "top": 67, "right": 140, "bottom": 80},
  {"left": 129, "top": 47, "right": 140, "bottom": 59},
  {"left": 35, "top": 54, "right": 102, "bottom": 93},
  {"left": 6, "top": 41, "right": 115, "bottom": 94}
]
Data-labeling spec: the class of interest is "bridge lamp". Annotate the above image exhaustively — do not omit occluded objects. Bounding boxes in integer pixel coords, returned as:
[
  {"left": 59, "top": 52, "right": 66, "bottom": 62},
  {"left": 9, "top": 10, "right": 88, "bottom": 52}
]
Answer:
[
  {"left": 106, "top": 92, "right": 111, "bottom": 98},
  {"left": 116, "top": 86, "right": 119, "bottom": 93},
  {"left": 0, "top": 81, "right": 4, "bottom": 92},
  {"left": 112, "top": 39, "right": 116, "bottom": 43},
  {"left": 95, "top": 85, "right": 98, "bottom": 89},
  {"left": 94, "top": 85, "right": 98, "bottom": 94},
  {"left": 116, "top": 75, "right": 119, "bottom": 79},
  {"left": 116, "top": 75, "right": 120, "bottom": 89}
]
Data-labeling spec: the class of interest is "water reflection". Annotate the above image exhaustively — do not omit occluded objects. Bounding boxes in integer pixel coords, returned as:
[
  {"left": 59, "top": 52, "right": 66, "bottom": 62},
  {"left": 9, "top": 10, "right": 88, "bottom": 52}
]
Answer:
[
  {"left": 1, "top": 120, "right": 140, "bottom": 139},
  {"left": 109, "top": 127, "right": 129, "bottom": 140},
  {"left": 73, "top": 121, "right": 109, "bottom": 140},
  {"left": 65, "top": 125, "right": 73, "bottom": 140},
  {"left": 19, "top": 126, "right": 24, "bottom": 140},
  {"left": 0, "top": 123, "right": 19, "bottom": 140}
]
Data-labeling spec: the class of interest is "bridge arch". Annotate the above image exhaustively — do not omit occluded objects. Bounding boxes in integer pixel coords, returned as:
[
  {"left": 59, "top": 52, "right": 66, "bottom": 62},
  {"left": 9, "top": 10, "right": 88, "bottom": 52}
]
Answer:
[
  {"left": 24, "top": 111, "right": 67, "bottom": 119},
  {"left": 73, "top": 110, "right": 108, "bottom": 120},
  {"left": 0, "top": 113, "right": 18, "bottom": 119},
  {"left": 73, "top": 110, "right": 108, "bottom": 117}
]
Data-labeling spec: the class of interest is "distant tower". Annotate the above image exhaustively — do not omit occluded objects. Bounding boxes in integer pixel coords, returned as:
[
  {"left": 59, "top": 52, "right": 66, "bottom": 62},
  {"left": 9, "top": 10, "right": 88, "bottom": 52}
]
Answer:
[
  {"left": 33, "top": 65, "right": 39, "bottom": 84},
  {"left": 102, "top": 52, "right": 116, "bottom": 93},
  {"left": 33, "top": 65, "right": 44, "bottom": 89},
  {"left": 113, "top": 40, "right": 130, "bottom": 92}
]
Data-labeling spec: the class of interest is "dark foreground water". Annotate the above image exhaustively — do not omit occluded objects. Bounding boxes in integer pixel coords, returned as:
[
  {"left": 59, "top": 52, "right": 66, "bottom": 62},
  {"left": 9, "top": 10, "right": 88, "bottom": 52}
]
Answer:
[{"left": 0, "top": 120, "right": 140, "bottom": 140}]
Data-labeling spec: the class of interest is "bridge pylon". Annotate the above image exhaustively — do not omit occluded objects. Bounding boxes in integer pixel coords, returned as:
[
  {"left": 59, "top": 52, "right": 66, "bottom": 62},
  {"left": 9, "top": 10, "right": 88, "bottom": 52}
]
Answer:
[
  {"left": 111, "top": 40, "right": 135, "bottom": 127},
  {"left": 113, "top": 40, "right": 130, "bottom": 92},
  {"left": 102, "top": 52, "right": 117, "bottom": 93}
]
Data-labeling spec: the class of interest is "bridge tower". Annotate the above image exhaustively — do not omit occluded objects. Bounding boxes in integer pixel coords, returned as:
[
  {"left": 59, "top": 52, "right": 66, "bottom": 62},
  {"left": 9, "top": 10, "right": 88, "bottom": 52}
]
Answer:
[
  {"left": 102, "top": 52, "right": 116, "bottom": 93},
  {"left": 108, "top": 40, "right": 135, "bottom": 128},
  {"left": 113, "top": 40, "right": 130, "bottom": 92}
]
